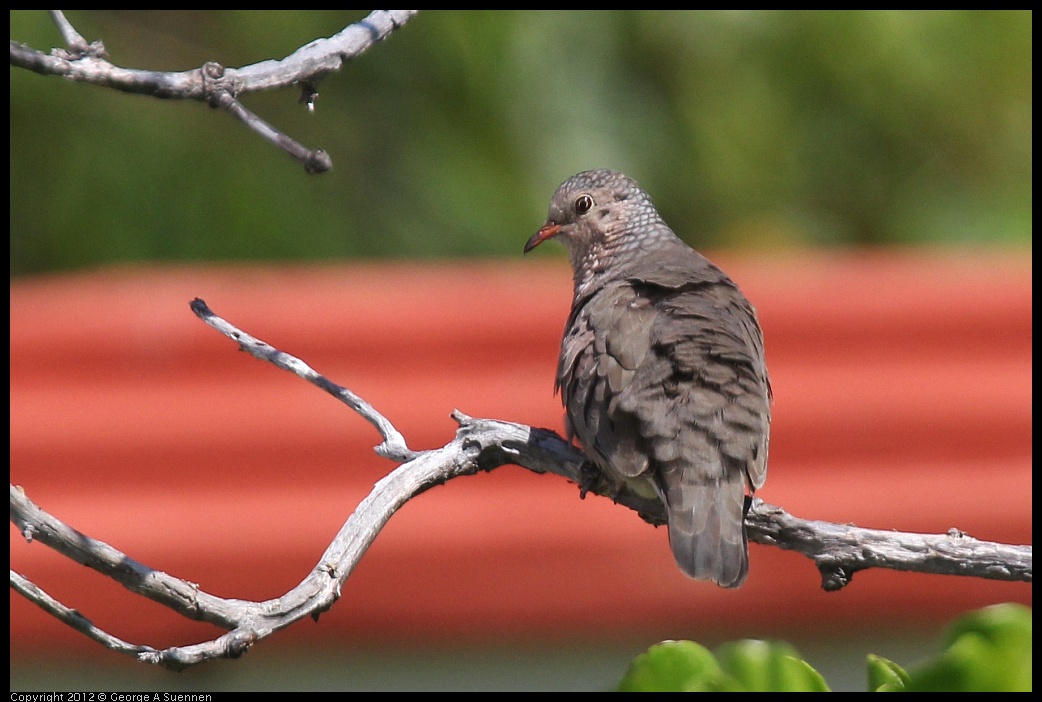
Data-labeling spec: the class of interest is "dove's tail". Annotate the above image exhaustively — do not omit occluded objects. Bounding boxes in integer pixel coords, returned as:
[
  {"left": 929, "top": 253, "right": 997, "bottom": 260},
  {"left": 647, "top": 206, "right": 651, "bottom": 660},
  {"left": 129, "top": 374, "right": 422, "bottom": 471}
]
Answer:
[{"left": 660, "top": 468, "right": 750, "bottom": 588}]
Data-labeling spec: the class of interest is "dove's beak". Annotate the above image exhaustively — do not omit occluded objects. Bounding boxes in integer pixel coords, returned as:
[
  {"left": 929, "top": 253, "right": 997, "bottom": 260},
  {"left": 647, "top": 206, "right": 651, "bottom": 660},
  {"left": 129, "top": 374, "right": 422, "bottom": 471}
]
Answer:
[{"left": 523, "top": 222, "right": 561, "bottom": 254}]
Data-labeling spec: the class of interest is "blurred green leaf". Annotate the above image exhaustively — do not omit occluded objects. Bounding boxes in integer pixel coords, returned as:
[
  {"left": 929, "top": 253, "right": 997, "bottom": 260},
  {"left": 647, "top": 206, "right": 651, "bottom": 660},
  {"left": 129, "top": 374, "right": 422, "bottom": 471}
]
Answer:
[
  {"left": 617, "top": 640, "right": 722, "bottom": 692},
  {"left": 618, "top": 639, "right": 831, "bottom": 692},
  {"left": 867, "top": 653, "right": 910, "bottom": 691},
  {"left": 714, "top": 639, "right": 830, "bottom": 692},
  {"left": 904, "top": 603, "right": 1032, "bottom": 692}
]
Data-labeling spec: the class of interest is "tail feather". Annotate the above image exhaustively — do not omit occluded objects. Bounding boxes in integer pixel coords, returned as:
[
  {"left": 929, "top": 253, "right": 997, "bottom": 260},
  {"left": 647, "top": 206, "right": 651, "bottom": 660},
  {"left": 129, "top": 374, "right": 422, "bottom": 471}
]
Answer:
[{"left": 662, "top": 472, "right": 749, "bottom": 588}]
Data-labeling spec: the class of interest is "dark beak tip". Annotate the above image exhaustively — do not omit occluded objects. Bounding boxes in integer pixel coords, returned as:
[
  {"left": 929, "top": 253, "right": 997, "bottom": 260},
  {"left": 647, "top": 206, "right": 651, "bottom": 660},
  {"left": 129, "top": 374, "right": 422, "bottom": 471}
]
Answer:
[{"left": 523, "top": 223, "right": 560, "bottom": 254}]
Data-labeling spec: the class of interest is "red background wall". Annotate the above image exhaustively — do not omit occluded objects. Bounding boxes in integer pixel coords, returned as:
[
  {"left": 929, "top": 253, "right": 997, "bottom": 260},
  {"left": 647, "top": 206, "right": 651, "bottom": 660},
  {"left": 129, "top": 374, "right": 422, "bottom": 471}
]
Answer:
[{"left": 10, "top": 250, "right": 1032, "bottom": 654}]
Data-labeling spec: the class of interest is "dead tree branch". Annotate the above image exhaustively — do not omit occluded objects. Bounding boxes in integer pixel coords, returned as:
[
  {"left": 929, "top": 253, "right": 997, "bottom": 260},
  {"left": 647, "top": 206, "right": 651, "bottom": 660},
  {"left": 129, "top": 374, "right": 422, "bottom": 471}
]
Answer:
[
  {"left": 9, "top": 10, "right": 419, "bottom": 173},
  {"left": 8, "top": 299, "right": 1031, "bottom": 670}
]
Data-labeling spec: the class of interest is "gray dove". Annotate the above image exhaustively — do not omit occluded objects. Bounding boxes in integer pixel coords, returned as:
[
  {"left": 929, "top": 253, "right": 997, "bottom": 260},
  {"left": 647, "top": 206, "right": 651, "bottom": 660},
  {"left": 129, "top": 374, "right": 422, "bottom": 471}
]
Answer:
[{"left": 524, "top": 169, "right": 771, "bottom": 588}]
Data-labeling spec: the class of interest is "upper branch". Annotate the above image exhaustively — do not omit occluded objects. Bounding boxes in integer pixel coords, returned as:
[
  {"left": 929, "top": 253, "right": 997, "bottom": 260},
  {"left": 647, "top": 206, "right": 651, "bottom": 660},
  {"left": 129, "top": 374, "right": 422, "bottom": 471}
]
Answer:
[
  {"left": 10, "top": 11, "right": 419, "bottom": 98},
  {"left": 9, "top": 10, "right": 419, "bottom": 172}
]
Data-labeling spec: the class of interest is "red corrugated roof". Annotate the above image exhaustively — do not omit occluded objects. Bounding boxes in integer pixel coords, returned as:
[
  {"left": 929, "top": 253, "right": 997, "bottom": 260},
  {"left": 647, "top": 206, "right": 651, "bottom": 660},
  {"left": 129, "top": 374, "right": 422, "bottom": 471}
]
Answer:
[{"left": 10, "top": 250, "right": 1031, "bottom": 651}]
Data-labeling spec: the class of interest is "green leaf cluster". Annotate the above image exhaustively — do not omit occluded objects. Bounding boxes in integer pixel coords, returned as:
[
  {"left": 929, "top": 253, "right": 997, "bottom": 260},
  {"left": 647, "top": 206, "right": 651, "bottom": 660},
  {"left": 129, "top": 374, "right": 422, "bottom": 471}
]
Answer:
[
  {"left": 618, "top": 639, "right": 828, "bottom": 692},
  {"left": 617, "top": 603, "right": 1031, "bottom": 692}
]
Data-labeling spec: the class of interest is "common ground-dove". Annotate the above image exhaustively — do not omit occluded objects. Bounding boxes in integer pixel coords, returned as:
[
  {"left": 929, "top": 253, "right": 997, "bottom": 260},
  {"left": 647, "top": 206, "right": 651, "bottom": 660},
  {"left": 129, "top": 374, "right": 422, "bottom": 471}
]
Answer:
[{"left": 524, "top": 169, "right": 771, "bottom": 588}]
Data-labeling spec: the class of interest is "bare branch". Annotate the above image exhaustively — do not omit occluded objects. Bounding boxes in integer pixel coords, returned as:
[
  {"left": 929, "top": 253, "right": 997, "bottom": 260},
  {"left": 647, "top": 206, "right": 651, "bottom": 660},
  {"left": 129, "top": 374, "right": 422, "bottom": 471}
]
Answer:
[
  {"left": 10, "top": 10, "right": 419, "bottom": 172},
  {"left": 746, "top": 501, "right": 1033, "bottom": 591},
  {"left": 9, "top": 418, "right": 543, "bottom": 669},
  {"left": 9, "top": 299, "right": 1031, "bottom": 670},
  {"left": 10, "top": 569, "right": 156, "bottom": 658},
  {"left": 9, "top": 484, "right": 245, "bottom": 630},
  {"left": 189, "top": 297, "right": 417, "bottom": 462}
]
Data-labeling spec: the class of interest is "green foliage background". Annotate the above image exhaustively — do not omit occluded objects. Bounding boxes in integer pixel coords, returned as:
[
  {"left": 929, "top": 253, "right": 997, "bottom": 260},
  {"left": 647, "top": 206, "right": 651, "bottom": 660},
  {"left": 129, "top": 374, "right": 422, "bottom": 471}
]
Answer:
[
  {"left": 617, "top": 603, "right": 1031, "bottom": 692},
  {"left": 9, "top": 10, "right": 1032, "bottom": 277}
]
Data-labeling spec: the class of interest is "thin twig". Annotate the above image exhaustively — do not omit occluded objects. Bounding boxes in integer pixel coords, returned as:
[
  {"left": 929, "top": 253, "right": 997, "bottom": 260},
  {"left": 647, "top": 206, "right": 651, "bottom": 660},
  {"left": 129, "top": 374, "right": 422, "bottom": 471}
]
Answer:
[
  {"left": 48, "top": 10, "right": 99, "bottom": 58},
  {"left": 207, "top": 85, "right": 332, "bottom": 173},
  {"left": 11, "top": 569, "right": 157, "bottom": 657},
  {"left": 189, "top": 298, "right": 417, "bottom": 461}
]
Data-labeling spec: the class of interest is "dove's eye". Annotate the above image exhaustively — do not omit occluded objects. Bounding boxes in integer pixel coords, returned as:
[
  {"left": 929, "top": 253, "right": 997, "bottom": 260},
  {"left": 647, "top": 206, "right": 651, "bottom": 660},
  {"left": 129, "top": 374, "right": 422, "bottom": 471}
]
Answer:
[{"left": 574, "top": 195, "right": 593, "bottom": 215}]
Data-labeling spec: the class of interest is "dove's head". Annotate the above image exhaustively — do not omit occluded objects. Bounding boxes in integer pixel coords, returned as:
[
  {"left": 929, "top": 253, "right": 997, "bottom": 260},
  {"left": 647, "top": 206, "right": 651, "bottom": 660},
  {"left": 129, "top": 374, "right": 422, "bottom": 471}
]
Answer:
[{"left": 524, "top": 169, "right": 675, "bottom": 293}]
